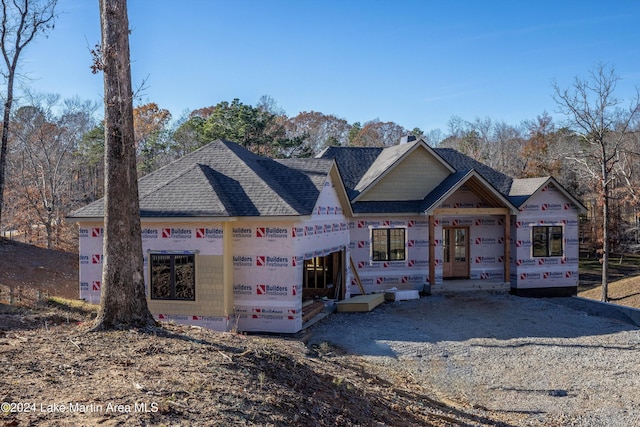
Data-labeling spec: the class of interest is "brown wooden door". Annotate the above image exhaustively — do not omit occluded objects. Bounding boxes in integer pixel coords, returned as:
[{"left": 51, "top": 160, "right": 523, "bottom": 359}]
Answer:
[{"left": 442, "top": 227, "right": 469, "bottom": 278}]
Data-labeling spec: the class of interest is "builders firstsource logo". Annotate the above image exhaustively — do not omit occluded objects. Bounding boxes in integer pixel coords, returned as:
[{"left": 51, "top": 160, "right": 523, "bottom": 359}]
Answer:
[
  {"left": 256, "top": 227, "right": 288, "bottom": 239},
  {"left": 541, "top": 203, "right": 563, "bottom": 211},
  {"left": 233, "top": 227, "right": 252, "bottom": 238},
  {"left": 256, "top": 256, "right": 289, "bottom": 268},
  {"left": 475, "top": 237, "right": 497, "bottom": 245},
  {"left": 141, "top": 228, "right": 159, "bottom": 239},
  {"left": 407, "top": 239, "right": 428, "bottom": 248},
  {"left": 233, "top": 284, "right": 252, "bottom": 296},
  {"left": 196, "top": 228, "right": 223, "bottom": 239},
  {"left": 162, "top": 228, "right": 192, "bottom": 239},
  {"left": 475, "top": 256, "right": 497, "bottom": 264},
  {"left": 256, "top": 284, "right": 289, "bottom": 296},
  {"left": 233, "top": 256, "right": 253, "bottom": 267},
  {"left": 475, "top": 218, "right": 498, "bottom": 226}
]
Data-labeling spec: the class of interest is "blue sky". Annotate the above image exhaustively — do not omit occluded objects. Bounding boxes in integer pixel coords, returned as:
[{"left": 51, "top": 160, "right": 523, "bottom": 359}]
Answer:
[{"left": 19, "top": 0, "right": 640, "bottom": 133}]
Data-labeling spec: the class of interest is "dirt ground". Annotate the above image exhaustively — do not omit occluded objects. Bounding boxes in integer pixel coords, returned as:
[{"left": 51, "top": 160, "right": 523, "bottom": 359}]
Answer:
[
  {"left": 0, "top": 301, "right": 521, "bottom": 427},
  {"left": 0, "top": 238, "right": 515, "bottom": 426},
  {"left": 2, "top": 238, "right": 640, "bottom": 426},
  {"left": 0, "top": 238, "right": 78, "bottom": 304}
]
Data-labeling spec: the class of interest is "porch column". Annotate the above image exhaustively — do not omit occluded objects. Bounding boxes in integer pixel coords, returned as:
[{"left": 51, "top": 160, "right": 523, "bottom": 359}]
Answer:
[
  {"left": 429, "top": 215, "right": 435, "bottom": 288},
  {"left": 504, "top": 213, "right": 510, "bottom": 285}
]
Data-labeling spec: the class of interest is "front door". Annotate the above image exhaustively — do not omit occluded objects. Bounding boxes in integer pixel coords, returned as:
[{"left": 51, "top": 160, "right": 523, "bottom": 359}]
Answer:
[{"left": 442, "top": 227, "right": 469, "bottom": 278}]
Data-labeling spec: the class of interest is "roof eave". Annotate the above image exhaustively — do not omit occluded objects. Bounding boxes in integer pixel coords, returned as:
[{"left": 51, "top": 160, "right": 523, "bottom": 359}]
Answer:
[{"left": 329, "top": 161, "right": 355, "bottom": 217}]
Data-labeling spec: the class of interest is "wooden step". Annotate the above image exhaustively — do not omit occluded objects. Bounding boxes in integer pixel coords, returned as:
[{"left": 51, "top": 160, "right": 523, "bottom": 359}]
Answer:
[{"left": 302, "top": 301, "right": 325, "bottom": 323}]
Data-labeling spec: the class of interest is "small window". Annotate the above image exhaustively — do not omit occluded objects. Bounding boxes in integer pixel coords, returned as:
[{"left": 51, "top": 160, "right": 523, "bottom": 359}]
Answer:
[
  {"left": 372, "top": 228, "right": 406, "bottom": 261},
  {"left": 532, "top": 226, "right": 563, "bottom": 257},
  {"left": 150, "top": 253, "right": 195, "bottom": 300}
]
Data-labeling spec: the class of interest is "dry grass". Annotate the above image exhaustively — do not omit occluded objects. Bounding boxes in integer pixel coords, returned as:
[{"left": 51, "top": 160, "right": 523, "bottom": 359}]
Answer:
[{"left": 579, "top": 275, "right": 640, "bottom": 308}]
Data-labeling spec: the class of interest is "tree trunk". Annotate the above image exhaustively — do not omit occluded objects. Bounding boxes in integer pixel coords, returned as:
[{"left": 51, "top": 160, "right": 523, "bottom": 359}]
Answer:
[
  {"left": 601, "top": 164, "right": 609, "bottom": 302},
  {"left": 91, "top": 0, "right": 154, "bottom": 330},
  {"left": 0, "top": 0, "right": 58, "bottom": 228},
  {"left": 0, "top": 70, "right": 15, "bottom": 228}
]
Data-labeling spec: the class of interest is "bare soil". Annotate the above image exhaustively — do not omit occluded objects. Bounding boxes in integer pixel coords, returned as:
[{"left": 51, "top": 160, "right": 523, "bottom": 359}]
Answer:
[
  {"left": 0, "top": 238, "right": 514, "bottom": 426},
  {"left": 0, "top": 303, "right": 521, "bottom": 427},
  {"left": 1, "top": 238, "right": 639, "bottom": 426},
  {"left": 0, "top": 238, "right": 78, "bottom": 304}
]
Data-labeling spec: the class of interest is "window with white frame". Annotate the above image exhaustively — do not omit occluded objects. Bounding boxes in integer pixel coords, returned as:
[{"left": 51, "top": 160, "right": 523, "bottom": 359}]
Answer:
[
  {"left": 371, "top": 228, "right": 406, "bottom": 261},
  {"left": 532, "top": 226, "right": 563, "bottom": 257}
]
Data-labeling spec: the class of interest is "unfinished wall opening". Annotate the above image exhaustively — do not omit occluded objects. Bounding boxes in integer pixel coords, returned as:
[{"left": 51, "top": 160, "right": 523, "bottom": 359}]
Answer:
[{"left": 302, "top": 250, "right": 345, "bottom": 300}]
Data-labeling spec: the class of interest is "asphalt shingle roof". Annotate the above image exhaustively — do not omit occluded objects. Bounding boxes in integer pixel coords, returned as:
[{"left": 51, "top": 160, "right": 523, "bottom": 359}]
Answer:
[
  {"left": 507, "top": 177, "right": 551, "bottom": 207},
  {"left": 70, "top": 138, "right": 568, "bottom": 220},
  {"left": 353, "top": 143, "right": 416, "bottom": 193},
  {"left": 318, "top": 141, "right": 555, "bottom": 213},
  {"left": 318, "top": 146, "right": 383, "bottom": 199},
  {"left": 318, "top": 142, "right": 516, "bottom": 199},
  {"left": 433, "top": 148, "right": 514, "bottom": 195},
  {"left": 69, "top": 140, "right": 334, "bottom": 219}
]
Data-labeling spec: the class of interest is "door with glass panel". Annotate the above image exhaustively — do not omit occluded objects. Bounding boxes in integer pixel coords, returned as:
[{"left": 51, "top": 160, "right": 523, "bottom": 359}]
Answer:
[{"left": 442, "top": 227, "right": 469, "bottom": 278}]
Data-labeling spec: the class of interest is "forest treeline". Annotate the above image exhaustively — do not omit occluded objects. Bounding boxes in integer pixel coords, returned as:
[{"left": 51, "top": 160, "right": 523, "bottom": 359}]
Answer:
[{"left": 2, "top": 84, "right": 639, "bottom": 254}]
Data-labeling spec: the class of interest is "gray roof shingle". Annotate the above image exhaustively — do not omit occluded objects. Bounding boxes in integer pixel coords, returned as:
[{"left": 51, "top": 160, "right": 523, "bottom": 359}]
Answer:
[
  {"left": 433, "top": 148, "right": 514, "bottom": 195},
  {"left": 69, "top": 140, "right": 334, "bottom": 219},
  {"left": 318, "top": 146, "right": 383, "bottom": 199},
  {"left": 318, "top": 140, "right": 557, "bottom": 213},
  {"left": 70, "top": 138, "right": 576, "bottom": 220}
]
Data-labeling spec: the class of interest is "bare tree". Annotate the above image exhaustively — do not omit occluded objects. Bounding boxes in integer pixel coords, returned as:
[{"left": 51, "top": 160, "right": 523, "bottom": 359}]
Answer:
[
  {"left": 553, "top": 64, "right": 640, "bottom": 301},
  {"left": 0, "top": 0, "right": 57, "bottom": 229},
  {"left": 91, "top": 0, "right": 154, "bottom": 330},
  {"left": 8, "top": 94, "right": 96, "bottom": 249}
]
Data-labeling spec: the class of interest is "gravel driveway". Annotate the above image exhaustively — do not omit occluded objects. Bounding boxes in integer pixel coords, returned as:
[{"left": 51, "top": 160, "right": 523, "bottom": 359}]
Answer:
[{"left": 307, "top": 293, "right": 640, "bottom": 427}]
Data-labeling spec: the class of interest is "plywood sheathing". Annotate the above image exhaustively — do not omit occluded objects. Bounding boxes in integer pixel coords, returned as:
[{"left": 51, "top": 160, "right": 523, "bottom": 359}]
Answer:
[{"left": 336, "top": 294, "right": 385, "bottom": 312}]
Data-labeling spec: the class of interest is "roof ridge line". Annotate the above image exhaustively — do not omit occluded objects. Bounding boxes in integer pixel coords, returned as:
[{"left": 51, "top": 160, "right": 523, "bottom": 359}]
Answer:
[
  {"left": 138, "top": 156, "right": 207, "bottom": 201},
  {"left": 253, "top": 157, "right": 305, "bottom": 213},
  {"left": 224, "top": 142, "right": 300, "bottom": 213}
]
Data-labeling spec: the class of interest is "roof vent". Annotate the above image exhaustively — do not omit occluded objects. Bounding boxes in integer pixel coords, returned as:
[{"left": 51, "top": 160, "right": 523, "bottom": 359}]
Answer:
[{"left": 399, "top": 135, "right": 417, "bottom": 144}]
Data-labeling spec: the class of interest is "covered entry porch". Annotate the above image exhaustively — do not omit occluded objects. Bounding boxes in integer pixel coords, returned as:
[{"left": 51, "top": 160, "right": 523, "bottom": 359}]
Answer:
[{"left": 423, "top": 170, "right": 519, "bottom": 292}]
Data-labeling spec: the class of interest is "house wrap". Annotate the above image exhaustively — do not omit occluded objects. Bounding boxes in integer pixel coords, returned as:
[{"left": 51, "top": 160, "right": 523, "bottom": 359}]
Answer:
[{"left": 69, "top": 137, "right": 587, "bottom": 333}]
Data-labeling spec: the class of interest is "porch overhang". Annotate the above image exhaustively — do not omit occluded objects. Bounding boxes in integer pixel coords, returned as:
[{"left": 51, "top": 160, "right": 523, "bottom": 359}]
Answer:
[
  {"left": 423, "top": 170, "right": 519, "bottom": 215},
  {"left": 428, "top": 208, "right": 513, "bottom": 289}
]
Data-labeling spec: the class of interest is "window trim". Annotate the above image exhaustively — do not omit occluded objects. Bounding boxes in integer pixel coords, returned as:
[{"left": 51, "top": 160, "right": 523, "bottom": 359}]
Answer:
[
  {"left": 371, "top": 227, "right": 406, "bottom": 262},
  {"left": 532, "top": 226, "right": 563, "bottom": 258},
  {"left": 150, "top": 252, "right": 196, "bottom": 301}
]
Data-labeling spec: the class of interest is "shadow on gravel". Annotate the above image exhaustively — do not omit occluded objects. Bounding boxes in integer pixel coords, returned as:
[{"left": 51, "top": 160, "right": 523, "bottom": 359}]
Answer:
[{"left": 307, "top": 293, "right": 639, "bottom": 357}]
